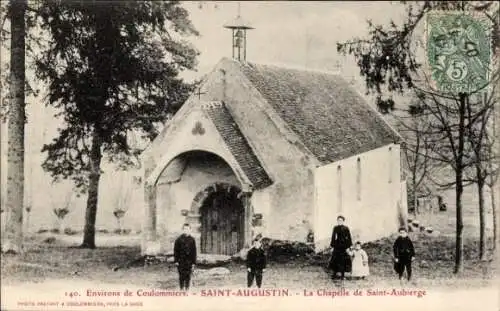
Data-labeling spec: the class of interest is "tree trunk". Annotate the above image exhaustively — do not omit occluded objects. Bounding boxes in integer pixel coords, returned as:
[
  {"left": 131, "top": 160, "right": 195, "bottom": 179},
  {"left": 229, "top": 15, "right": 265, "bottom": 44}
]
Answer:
[
  {"left": 454, "top": 93, "right": 467, "bottom": 274},
  {"left": 80, "top": 129, "right": 103, "bottom": 248},
  {"left": 412, "top": 183, "right": 419, "bottom": 216},
  {"left": 491, "top": 183, "right": 499, "bottom": 263},
  {"left": 492, "top": 188, "right": 497, "bottom": 251},
  {"left": 487, "top": 92, "right": 498, "bottom": 255},
  {"left": 413, "top": 184, "right": 419, "bottom": 216},
  {"left": 491, "top": 73, "right": 499, "bottom": 262},
  {"left": 59, "top": 218, "right": 65, "bottom": 235},
  {"left": 25, "top": 211, "right": 30, "bottom": 235},
  {"left": 117, "top": 217, "right": 122, "bottom": 234},
  {"left": 477, "top": 174, "right": 487, "bottom": 260},
  {"left": 2, "top": 0, "right": 26, "bottom": 254},
  {"left": 455, "top": 170, "right": 465, "bottom": 273},
  {"left": 411, "top": 136, "right": 419, "bottom": 217}
]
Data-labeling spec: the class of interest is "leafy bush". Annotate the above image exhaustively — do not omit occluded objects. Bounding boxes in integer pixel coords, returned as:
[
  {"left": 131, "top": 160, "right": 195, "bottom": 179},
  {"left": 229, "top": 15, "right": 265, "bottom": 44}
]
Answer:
[
  {"left": 64, "top": 228, "right": 78, "bottom": 235},
  {"left": 260, "top": 238, "right": 315, "bottom": 263}
]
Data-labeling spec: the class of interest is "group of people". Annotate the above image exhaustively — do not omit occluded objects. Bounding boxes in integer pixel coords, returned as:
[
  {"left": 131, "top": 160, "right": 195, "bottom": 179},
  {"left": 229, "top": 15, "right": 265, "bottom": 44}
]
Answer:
[
  {"left": 172, "top": 215, "right": 416, "bottom": 290},
  {"left": 173, "top": 223, "right": 266, "bottom": 290},
  {"left": 328, "top": 215, "right": 416, "bottom": 284}
]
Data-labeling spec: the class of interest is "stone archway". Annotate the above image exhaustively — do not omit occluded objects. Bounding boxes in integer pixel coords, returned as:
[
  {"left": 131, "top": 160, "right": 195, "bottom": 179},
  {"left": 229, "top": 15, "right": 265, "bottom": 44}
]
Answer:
[
  {"left": 142, "top": 149, "right": 256, "bottom": 256},
  {"left": 191, "top": 183, "right": 240, "bottom": 213},
  {"left": 187, "top": 182, "right": 251, "bottom": 255}
]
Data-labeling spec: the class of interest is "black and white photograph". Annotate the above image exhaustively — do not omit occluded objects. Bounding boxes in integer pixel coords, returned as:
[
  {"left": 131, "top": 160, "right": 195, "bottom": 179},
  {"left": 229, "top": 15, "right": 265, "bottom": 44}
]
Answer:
[{"left": 0, "top": 1, "right": 499, "bottom": 311}]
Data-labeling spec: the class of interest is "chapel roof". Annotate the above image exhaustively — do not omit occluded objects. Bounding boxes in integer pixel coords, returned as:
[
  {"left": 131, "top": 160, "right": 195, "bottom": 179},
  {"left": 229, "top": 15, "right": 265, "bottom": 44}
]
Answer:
[
  {"left": 203, "top": 102, "right": 273, "bottom": 190},
  {"left": 237, "top": 61, "right": 402, "bottom": 164}
]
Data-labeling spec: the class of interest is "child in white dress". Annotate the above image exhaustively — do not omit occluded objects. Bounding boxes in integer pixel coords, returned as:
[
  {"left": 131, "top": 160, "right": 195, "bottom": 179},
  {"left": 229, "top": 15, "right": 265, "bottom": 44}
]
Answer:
[{"left": 350, "top": 241, "right": 369, "bottom": 279}]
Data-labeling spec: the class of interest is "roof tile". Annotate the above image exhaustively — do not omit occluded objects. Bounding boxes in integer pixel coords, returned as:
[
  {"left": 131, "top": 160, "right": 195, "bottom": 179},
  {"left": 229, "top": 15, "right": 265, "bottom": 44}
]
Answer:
[
  {"left": 203, "top": 102, "right": 273, "bottom": 190},
  {"left": 239, "top": 62, "right": 401, "bottom": 164}
]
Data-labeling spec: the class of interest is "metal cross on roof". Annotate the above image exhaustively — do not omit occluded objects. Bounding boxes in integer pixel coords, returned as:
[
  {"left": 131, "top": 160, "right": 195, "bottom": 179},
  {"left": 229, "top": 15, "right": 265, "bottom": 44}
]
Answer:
[{"left": 195, "top": 86, "right": 207, "bottom": 99}]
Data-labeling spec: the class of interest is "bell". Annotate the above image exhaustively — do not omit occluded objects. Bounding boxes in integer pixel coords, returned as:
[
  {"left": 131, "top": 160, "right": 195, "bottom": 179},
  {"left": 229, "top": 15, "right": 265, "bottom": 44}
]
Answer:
[{"left": 234, "top": 37, "right": 242, "bottom": 48}]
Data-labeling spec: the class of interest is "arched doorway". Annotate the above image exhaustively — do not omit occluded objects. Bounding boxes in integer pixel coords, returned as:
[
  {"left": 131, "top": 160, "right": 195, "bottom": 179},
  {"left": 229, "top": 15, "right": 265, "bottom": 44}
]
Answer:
[{"left": 198, "top": 183, "right": 245, "bottom": 255}]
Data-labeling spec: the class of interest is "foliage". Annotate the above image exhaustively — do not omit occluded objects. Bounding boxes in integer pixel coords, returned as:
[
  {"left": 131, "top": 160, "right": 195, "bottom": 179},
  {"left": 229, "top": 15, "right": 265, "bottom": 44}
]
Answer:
[
  {"left": 337, "top": 1, "right": 498, "bottom": 100},
  {"left": 53, "top": 207, "right": 69, "bottom": 220},
  {"left": 463, "top": 90, "right": 499, "bottom": 185},
  {"left": 337, "top": 1, "right": 499, "bottom": 271},
  {"left": 398, "top": 106, "right": 439, "bottom": 197},
  {"left": 52, "top": 188, "right": 73, "bottom": 219},
  {"left": 33, "top": 0, "right": 199, "bottom": 190},
  {"left": 338, "top": 1, "right": 499, "bottom": 188},
  {"left": 113, "top": 209, "right": 126, "bottom": 219}
]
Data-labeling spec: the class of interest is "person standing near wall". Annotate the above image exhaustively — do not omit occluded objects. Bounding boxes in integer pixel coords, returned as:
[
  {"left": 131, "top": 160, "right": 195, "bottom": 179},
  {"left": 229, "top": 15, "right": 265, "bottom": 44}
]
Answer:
[
  {"left": 246, "top": 239, "right": 267, "bottom": 288},
  {"left": 350, "top": 241, "right": 370, "bottom": 280},
  {"left": 393, "top": 227, "right": 415, "bottom": 285},
  {"left": 328, "top": 215, "right": 353, "bottom": 282},
  {"left": 174, "top": 223, "right": 197, "bottom": 290}
]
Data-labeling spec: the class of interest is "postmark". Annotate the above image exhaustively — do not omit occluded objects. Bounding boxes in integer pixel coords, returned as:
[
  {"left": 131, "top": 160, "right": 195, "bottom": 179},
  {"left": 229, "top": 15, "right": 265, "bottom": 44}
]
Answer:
[{"left": 425, "top": 11, "right": 492, "bottom": 94}]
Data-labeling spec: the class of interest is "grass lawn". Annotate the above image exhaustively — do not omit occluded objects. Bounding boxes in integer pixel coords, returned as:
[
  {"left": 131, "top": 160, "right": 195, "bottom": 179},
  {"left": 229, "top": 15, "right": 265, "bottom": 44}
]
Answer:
[{"left": 1, "top": 232, "right": 496, "bottom": 291}]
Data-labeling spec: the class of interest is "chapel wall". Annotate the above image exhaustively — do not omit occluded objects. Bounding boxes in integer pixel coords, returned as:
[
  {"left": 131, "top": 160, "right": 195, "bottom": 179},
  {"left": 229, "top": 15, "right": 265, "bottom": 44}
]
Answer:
[
  {"left": 198, "top": 60, "right": 317, "bottom": 243},
  {"left": 314, "top": 144, "right": 402, "bottom": 251},
  {"left": 146, "top": 106, "right": 247, "bottom": 255}
]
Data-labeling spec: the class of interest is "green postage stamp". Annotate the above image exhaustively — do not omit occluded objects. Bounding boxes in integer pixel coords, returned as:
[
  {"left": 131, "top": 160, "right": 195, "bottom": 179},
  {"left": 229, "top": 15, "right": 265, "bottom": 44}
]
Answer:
[{"left": 426, "top": 11, "right": 492, "bottom": 94}]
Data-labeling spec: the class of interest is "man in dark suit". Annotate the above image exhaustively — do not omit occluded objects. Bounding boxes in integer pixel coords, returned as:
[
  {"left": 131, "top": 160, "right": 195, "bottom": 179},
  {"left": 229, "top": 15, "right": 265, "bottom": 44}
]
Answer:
[
  {"left": 393, "top": 227, "right": 415, "bottom": 283},
  {"left": 174, "top": 223, "right": 197, "bottom": 290},
  {"left": 328, "top": 215, "right": 353, "bottom": 281},
  {"left": 246, "top": 239, "right": 267, "bottom": 288}
]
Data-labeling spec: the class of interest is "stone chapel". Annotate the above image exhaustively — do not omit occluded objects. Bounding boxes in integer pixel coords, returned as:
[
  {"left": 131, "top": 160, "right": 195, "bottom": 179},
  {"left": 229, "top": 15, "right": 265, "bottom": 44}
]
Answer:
[{"left": 140, "top": 14, "right": 407, "bottom": 256}]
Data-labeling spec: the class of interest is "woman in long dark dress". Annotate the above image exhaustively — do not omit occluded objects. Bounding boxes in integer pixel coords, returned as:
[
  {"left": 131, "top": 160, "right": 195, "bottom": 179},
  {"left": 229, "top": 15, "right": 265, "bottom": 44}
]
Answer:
[{"left": 328, "top": 215, "right": 353, "bottom": 280}]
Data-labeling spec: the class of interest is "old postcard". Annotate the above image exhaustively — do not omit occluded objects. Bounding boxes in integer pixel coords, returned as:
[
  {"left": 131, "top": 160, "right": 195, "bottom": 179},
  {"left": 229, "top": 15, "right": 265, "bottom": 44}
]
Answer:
[{"left": 1, "top": 1, "right": 499, "bottom": 311}]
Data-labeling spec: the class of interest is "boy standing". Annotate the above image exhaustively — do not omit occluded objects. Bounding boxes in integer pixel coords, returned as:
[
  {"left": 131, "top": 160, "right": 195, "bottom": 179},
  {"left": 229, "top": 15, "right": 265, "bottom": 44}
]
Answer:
[
  {"left": 247, "top": 239, "right": 266, "bottom": 288},
  {"left": 174, "top": 223, "right": 197, "bottom": 290},
  {"left": 393, "top": 227, "right": 415, "bottom": 283}
]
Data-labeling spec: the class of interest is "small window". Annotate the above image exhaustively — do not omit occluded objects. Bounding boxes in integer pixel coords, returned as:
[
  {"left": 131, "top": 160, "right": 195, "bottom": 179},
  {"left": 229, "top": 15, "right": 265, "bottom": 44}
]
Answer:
[
  {"left": 337, "top": 165, "right": 342, "bottom": 212},
  {"left": 356, "top": 158, "right": 361, "bottom": 200}
]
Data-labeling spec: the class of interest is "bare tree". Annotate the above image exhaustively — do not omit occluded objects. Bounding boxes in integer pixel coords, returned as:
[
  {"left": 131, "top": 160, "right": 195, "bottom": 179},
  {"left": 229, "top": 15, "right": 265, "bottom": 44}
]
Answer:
[
  {"left": 464, "top": 87, "right": 499, "bottom": 260},
  {"left": 112, "top": 175, "right": 131, "bottom": 234},
  {"left": 337, "top": 1, "right": 499, "bottom": 273},
  {"left": 491, "top": 78, "right": 500, "bottom": 259},
  {"left": 53, "top": 207, "right": 69, "bottom": 235},
  {"left": 24, "top": 204, "right": 31, "bottom": 234},
  {"left": 52, "top": 190, "right": 72, "bottom": 235},
  {"left": 395, "top": 103, "right": 440, "bottom": 215},
  {"left": 479, "top": 61, "right": 500, "bottom": 256},
  {"left": 113, "top": 209, "right": 126, "bottom": 235}
]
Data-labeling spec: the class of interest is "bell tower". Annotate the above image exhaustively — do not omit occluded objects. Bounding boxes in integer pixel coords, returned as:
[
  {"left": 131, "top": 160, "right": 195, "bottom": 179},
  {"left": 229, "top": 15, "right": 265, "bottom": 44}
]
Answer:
[{"left": 223, "top": 3, "right": 254, "bottom": 62}]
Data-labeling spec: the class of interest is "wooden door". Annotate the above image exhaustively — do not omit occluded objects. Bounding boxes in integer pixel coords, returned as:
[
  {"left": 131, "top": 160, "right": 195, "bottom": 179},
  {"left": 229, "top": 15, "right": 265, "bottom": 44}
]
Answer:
[{"left": 201, "top": 191, "right": 244, "bottom": 255}]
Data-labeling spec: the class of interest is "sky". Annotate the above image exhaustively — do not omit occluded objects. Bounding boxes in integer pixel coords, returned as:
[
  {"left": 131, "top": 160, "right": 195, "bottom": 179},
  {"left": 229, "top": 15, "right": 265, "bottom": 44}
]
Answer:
[
  {"left": 1, "top": 1, "right": 408, "bottom": 143},
  {"left": 183, "top": 1, "right": 406, "bottom": 80},
  {"left": 0, "top": 1, "right": 408, "bottom": 230}
]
